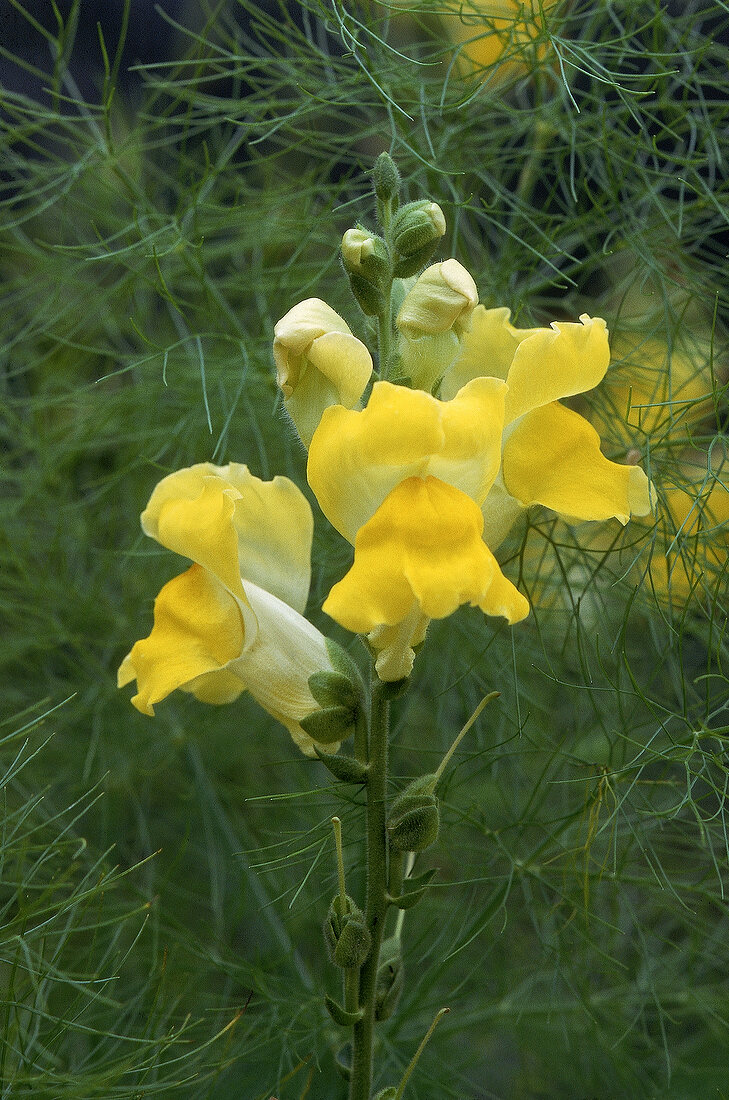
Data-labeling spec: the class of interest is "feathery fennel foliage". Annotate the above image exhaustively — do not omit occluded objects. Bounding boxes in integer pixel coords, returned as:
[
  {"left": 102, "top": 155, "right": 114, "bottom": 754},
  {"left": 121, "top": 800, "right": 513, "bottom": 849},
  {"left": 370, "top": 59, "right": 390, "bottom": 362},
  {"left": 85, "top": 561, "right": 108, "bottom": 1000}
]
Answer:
[{"left": 1, "top": 0, "right": 728, "bottom": 1096}]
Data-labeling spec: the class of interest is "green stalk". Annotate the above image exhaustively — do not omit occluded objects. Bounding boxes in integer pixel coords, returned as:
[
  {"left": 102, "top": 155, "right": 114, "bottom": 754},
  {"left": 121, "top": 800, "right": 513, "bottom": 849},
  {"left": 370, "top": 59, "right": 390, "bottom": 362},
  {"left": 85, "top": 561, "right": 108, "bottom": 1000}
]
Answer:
[{"left": 349, "top": 673, "right": 390, "bottom": 1100}]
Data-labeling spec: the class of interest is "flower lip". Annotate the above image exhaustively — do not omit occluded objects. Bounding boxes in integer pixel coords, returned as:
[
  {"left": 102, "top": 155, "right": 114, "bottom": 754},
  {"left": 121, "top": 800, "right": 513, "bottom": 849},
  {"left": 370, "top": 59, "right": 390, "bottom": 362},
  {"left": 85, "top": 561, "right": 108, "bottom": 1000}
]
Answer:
[{"left": 307, "top": 376, "right": 507, "bottom": 544}]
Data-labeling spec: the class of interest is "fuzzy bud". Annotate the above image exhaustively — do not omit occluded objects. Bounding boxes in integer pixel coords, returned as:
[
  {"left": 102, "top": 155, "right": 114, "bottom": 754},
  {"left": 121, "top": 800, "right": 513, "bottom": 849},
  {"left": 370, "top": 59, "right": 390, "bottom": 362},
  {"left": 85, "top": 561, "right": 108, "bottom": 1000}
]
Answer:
[
  {"left": 387, "top": 773, "right": 440, "bottom": 852},
  {"left": 392, "top": 200, "right": 446, "bottom": 261},
  {"left": 324, "top": 894, "right": 372, "bottom": 969},
  {"left": 373, "top": 152, "right": 401, "bottom": 204}
]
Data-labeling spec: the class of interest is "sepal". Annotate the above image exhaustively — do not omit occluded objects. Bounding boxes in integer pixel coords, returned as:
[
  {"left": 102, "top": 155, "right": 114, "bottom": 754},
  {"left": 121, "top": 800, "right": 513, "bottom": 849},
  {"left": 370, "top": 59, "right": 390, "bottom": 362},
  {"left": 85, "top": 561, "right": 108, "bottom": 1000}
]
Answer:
[
  {"left": 314, "top": 747, "right": 368, "bottom": 784},
  {"left": 387, "top": 868, "right": 437, "bottom": 910},
  {"left": 324, "top": 994, "right": 364, "bottom": 1027},
  {"left": 308, "top": 669, "right": 359, "bottom": 710},
  {"left": 374, "top": 1090, "right": 398, "bottom": 1100},
  {"left": 374, "top": 935, "right": 404, "bottom": 1021},
  {"left": 300, "top": 704, "right": 356, "bottom": 746}
]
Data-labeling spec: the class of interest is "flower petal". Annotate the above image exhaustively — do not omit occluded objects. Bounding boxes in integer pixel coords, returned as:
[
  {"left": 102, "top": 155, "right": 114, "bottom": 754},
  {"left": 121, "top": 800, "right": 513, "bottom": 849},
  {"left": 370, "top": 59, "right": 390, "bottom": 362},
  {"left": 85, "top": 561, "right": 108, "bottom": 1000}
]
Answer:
[
  {"left": 322, "top": 476, "right": 530, "bottom": 638},
  {"left": 284, "top": 330, "right": 374, "bottom": 446},
  {"left": 232, "top": 580, "right": 346, "bottom": 756},
  {"left": 503, "top": 314, "right": 610, "bottom": 424},
  {"left": 441, "top": 305, "right": 542, "bottom": 399},
  {"left": 274, "top": 299, "right": 372, "bottom": 446},
  {"left": 502, "top": 402, "right": 653, "bottom": 523},
  {"left": 117, "top": 564, "right": 246, "bottom": 716},
  {"left": 307, "top": 378, "right": 506, "bottom": 543},
  {"left": 141, "top": 463, "right": 313, "bottom": 613}
]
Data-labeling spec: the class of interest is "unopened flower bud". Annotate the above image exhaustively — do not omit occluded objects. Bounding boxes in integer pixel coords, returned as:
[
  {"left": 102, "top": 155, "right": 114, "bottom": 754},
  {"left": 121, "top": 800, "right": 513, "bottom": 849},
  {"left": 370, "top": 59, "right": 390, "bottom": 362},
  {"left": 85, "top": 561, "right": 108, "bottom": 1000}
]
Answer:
[
  {"left": 387, "top": 773, "right": 440, "bottom": 852},
  {"left": 397, "top": 259, "right": 478, "bottom": 340},
  {"left": 373, "top": 152, "right": 401, "bottom": 204},
  {"left": 324, "top": 894, "right": 372, "bottom": 969},
  {"left": 392, "top": 200, "right": 446, "bottom": 261},
  {"left": 341, "top": 228, "right": 391, "bottom": 316}
]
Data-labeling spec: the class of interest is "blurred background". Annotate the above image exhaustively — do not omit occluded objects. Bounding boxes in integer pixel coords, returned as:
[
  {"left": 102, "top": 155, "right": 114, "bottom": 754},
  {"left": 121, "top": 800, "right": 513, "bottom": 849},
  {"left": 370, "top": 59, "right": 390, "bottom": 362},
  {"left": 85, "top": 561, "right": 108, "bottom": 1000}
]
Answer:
[{"left": 1, "top": 2, "right": 728, "bottom": 1096}]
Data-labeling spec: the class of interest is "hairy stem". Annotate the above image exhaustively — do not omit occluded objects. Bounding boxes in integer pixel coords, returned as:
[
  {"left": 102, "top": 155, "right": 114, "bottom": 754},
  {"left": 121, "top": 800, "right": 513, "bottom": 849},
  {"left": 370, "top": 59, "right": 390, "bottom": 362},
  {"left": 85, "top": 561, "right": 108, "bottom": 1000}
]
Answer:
[{"left": 349, "top": 673, "right": 390, "bottom": 1100}]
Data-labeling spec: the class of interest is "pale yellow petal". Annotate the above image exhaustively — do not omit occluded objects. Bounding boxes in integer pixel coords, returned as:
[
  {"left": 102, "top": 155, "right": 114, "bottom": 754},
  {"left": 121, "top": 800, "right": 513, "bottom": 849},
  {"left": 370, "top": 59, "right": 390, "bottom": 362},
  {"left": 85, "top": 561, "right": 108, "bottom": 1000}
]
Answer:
[
  {"left": 284, "top": 330, "right": 373, "bottom": 446},
  {"left": 117, "top": 564, "right": 246, "bottom": 716},
  {"left": 141, "top": 463, "right": 313, "bottom": 614},
  {"left": 307, "top": 377, "right": 506, "bottom": 543},
  {"left": 274, "top": 299, "right": 372, "bottom": 447},
  {"left": 502, "top": 402, "right": 653, "bottom": 523},
  {"left": 322, "top": 477, "right": 529, "bottom": 640}
]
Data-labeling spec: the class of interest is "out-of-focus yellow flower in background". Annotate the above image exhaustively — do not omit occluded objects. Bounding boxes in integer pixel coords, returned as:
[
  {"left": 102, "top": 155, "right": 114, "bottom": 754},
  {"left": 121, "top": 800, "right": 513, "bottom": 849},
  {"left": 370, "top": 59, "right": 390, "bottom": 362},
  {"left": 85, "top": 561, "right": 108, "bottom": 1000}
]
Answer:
[
  {"left": 439, "top": 306, "right": 654, "bottom": 549},
  {"left": 307, "top": 379, "right": 530, "bottom": 680},
  {"left": 118, "top": 463, "right": 355, "bottom": 755},
  {"left": 439, "top": 0, "right": 560, "bottom": 85}
]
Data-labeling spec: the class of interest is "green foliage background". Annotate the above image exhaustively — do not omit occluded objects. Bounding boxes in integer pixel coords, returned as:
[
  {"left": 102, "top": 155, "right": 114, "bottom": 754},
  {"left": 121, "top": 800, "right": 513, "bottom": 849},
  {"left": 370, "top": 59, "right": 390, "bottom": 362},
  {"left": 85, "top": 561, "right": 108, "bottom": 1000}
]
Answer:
[{"left": 1, "top": 1, "right": 728, "bottom": 1096}]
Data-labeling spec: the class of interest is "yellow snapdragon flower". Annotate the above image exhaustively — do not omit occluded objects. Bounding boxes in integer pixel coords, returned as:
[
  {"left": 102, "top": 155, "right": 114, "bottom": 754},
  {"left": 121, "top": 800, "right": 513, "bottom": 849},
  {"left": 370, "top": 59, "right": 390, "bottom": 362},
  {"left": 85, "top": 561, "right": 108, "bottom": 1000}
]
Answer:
[
  {"left": 118, "top": 463, "right": 353, "bottom": 755},
  {"left": 651, "top": 456, "right": 728, "bottom": 605},
  {"left": 441, "top": 0, "right": 559, "bottom": 85},
  {"left": 307, "top": 379, "right": 530, "bottom": 680},
  {"left": 273, "top": 298, "right": 373, "bottom": 446},
  {"left": 440, "top": 306, "right": 654, "bottom": 548}
]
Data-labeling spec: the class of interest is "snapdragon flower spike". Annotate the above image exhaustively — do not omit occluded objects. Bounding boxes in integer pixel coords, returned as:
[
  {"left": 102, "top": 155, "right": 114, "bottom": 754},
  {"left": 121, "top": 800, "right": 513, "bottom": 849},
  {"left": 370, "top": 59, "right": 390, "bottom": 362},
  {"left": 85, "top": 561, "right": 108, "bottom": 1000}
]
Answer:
[
  {"left": 307, "top": 380, "right": 529, "bottom": 680},
  {"left": 273, "top": 298, "right": 373, "bottom": 446},
  {"left": 440, "top": 307, "right": 654, "bottom": 547},
  {"left": 118, "top": 463, "right": 357, "bottom": 756}
]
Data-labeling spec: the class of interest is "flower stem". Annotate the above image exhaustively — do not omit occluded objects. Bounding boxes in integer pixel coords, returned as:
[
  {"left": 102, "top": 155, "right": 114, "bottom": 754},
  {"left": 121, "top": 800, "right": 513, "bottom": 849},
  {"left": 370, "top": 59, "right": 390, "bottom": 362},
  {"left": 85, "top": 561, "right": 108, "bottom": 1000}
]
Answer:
[{"left": 349, "top": 672, "right": 390, "bottom": 1100}]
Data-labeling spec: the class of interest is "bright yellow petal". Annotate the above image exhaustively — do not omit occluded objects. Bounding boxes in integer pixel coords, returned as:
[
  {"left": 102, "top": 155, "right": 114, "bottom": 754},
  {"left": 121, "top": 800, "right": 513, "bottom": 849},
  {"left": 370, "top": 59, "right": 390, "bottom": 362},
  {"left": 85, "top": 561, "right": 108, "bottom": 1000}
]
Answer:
[
  {"left": 322, "top": 476, "right": 529, "bottom": 637},
  {"left": 117, "top": 564, "right": 246, "bottom": 716},
  {"left": 140, "top": 463, "right": 313, "bottom": 613},
  {"left": 502, "top": 402, "right": 653, "bottom": 523},
  {"left": 504, "top": 315, "right": 610, "bottom": 425},
  {"left": 307, "top": 377, "right": 506, "bottom": 543},
  {"left": 441, "top": 305, "right": 542, "bottom": 399}
]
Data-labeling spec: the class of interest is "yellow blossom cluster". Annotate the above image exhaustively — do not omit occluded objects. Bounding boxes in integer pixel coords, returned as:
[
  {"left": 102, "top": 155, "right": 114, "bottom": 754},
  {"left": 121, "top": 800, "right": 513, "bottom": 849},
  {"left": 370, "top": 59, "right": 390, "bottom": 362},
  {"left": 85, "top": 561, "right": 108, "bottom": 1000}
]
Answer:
[{"left": 119, "top": 246, "right": 653, "bottom": 746}]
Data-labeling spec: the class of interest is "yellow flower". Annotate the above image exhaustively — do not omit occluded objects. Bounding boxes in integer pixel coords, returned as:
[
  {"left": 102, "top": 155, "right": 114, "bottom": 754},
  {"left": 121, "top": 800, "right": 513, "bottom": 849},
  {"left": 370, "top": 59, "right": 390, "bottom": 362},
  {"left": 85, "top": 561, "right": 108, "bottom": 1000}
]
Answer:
[
  {"left": 273, "top": 298, "right": 373, "bottom": 446},
  {"left": 441, "top": 0, "right": 559, "bottom": 85},
  {"left": 118, "top": 463, "right": 355, "bottom": 756},
  {"left": 590, "top": 328, "right": 716, "bottom": 449},
  {"left": 649, "top": 454, "right": 729, "bottom": 605},
  {"left": 440, "top": 306, "right": 654, "bottom": 548},
  {"left": 307, "top": 380, "right": 530, "bottom": 680}
]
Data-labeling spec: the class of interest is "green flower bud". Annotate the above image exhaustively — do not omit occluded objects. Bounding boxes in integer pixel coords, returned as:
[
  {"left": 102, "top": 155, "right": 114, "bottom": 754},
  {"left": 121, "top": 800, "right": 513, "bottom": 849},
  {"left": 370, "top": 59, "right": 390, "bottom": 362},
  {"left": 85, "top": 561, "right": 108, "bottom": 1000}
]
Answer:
[
  {"left": 324, "top": 894, "right": 372, "bottom": 969},
  {"left": 373, "top": 152, "right": 401, "bottom": 204},
  {"left": 391, "top": 200, "right": 446, "bottom": 261},
  {"left": 387, "top": 773, "right": 440, "bottom": 852},
  {"left": 374, "top": 1090, "right": 398, "bottom": 1100},
  {"left": 375, "top": 935, "right": 403, "bottom": 1021}
]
